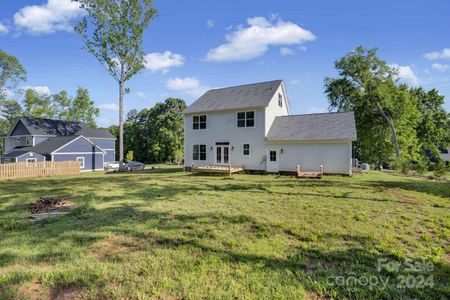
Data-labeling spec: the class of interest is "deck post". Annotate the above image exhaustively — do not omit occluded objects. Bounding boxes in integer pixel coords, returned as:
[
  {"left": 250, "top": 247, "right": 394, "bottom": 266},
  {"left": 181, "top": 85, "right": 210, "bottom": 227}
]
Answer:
[
  {"left": 191, "top": 163, "right": 195, "bottom": 174},
  {"left": 228, "top": 164, "right": 232, "bottom": 176},
  {"left": 320, "top": 164, "right": 323, "bottom": 176},
  {"left": 296, "top": 164, "right": 300, "bottom": 177}
]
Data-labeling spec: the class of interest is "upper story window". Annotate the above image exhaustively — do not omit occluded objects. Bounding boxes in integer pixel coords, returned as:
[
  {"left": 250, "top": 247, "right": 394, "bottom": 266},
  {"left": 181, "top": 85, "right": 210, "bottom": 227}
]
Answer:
[
  {"left": 193, "top": 115, "right": 207, "bottom": 130},
  {"left": 237, "top": 111, "right": 255, "bottom": 128},
  {"left": 26, "top": 137, "right": 33, "bottom": 146},
  {"left": 278, "top": 93, "right": 283, "bottom": 108}
]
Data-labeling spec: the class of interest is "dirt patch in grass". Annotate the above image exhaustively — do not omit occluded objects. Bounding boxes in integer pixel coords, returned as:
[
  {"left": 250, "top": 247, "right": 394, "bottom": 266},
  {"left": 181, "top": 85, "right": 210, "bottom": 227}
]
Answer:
[
  {"left": 388, "top": 188, "right": 419, "bottom": 204},
  {"left": 50, "top": 285, "right": 79, "bottom": 300},
  {"left": 306, "top": 291, "right": 326, "bottom": 300},
  {"left": 89, "top": 235, "right": 141, "bottom": 260},
  {"left": 16, "top": 281, "right": 51, "bottom": 300}
]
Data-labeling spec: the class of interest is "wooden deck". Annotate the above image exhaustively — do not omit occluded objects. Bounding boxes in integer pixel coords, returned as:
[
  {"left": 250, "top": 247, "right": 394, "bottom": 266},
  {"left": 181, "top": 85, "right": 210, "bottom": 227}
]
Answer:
[
  {"left": 191, "top": 164, "right": 245, "bottom": 176},
  {"left": 296, "top": 164, "right": 323, "bottom": 179}
]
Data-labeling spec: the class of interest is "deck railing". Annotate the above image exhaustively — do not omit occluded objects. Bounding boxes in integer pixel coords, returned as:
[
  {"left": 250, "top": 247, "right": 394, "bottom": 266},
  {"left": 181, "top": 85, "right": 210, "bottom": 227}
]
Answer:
[{"left": 0, "top": 161, "right": 80, "bottom": 180}]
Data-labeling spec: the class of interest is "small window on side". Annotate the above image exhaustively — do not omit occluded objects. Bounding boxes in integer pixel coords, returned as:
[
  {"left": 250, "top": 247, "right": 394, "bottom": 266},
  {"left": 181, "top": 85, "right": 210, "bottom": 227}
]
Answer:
[
  {"left": 243, "top": 144, "right": 250, "bottom": 156},
  {"left": 76, "top": 157, "right": 85, "bottom": 169},
  {"left": 278, "top": 93, "right": 283, "bottom": 107},
  {"left": 26, "top": 137, "right": 33, "bottom": 146}
]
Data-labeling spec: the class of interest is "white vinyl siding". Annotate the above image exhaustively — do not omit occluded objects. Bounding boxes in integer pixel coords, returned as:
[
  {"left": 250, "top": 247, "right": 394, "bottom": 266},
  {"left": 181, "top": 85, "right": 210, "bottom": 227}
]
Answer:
[{"left": 274, "top": 142, "right": 352, "bottom": 174}]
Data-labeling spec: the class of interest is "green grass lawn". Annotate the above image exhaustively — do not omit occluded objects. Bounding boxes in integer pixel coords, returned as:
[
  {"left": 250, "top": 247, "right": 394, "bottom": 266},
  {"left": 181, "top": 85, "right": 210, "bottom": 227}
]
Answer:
[{"left": 0, "top": 169, "right": 449, "bottom": 299}]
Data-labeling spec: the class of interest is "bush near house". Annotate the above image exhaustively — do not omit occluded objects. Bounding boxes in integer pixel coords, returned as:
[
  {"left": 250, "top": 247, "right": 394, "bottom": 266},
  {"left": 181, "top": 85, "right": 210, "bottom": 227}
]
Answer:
[{"left": 0, "top": 169, "right": 448, "bottom": 299}]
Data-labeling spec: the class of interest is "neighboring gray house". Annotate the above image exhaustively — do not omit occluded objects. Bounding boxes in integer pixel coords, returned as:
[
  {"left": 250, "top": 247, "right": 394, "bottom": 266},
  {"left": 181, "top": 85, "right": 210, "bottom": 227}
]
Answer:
[
  {"left": 184, "top": 80, "right": 357, "bottom": 175},
  {"left": 1, "top": 117, "right": 116, "bottom": 172},
  {"left": 440, "top": 146, "right": 450, "bottom": 161}
]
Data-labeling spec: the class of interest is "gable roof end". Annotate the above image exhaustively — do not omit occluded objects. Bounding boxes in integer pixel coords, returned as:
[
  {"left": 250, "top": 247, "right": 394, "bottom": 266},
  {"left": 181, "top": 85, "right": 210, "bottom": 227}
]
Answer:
[
  {"left": 266, "top": 112, "right": 357, "bottom": 142},
  {"left": 184, "top": 80, "right": 283, "bottom": 114}
]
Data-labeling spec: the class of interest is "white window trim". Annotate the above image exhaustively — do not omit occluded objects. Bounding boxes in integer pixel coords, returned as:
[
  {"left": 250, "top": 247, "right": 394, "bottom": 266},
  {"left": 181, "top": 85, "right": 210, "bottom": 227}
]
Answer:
[
  {"left": 76, "top": 157, "right": 85, "bottom": 169},
  {"left": 236, "top": 111, "right": 256, "bottom": 129},
  {"left": 192, "top": 144, "right": 207, "bottom": 161},
  {"left": 242, "top": 143, "right": 251, "bottom": 156},
  {"left": 192, "top": 114, "right": 207, "bottom": 131}
]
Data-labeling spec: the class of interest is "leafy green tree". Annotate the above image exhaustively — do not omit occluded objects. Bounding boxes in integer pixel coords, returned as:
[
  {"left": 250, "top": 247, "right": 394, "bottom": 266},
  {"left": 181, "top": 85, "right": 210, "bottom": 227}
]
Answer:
[
  {"left": 74, "top": 0, "right": 158, "bottom": 164},
  {"left": 411, "top": 87, "right": 450, "bottom": 161},
  {"left": 53, "top": 90, "right": 72, "bottom": 120},
  {"left": 0, "top": 49, "right": 26, "bottom": 100},
  {"left": 324, "top": 46, "right": 420, "bottom": 164},
  {"left": 69, "top": 87, "right": 99, "bottom": 127},
  {"left": 0, "top": 99, "right": 23, "bottom": 154},
  {"left": 23, "top": 88, "right": 56, "bottom": 118}
]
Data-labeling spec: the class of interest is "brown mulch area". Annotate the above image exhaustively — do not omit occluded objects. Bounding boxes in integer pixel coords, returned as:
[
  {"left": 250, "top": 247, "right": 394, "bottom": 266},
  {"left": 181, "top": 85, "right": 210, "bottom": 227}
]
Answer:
[{"left": 28, "top": 197, "right": 76, "bottom": 214}]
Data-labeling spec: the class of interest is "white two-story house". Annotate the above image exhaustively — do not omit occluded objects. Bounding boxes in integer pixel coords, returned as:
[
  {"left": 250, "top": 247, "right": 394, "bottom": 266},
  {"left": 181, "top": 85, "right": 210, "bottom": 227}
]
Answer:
[{"left": 184, "top": 80, "right": 357, "bottom": 175}]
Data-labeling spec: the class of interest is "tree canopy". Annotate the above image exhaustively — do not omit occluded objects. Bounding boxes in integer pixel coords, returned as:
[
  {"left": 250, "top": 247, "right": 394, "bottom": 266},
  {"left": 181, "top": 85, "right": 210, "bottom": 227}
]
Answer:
[
  {"left": 325, "top": 46, "right": 448, "bottom": 167},
  {"left": 74, "top": 0, "right": 158, "bottom": 163}
]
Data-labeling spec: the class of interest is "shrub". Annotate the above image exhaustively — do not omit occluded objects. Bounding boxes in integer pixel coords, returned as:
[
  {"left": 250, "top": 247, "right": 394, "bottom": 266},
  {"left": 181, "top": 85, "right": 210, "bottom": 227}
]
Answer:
[
  {"left": 413, "top": 159, "right": 428, "bottom": 175},
  {"left": 432, "top": 161, "right": 448, "bottom": 178}
]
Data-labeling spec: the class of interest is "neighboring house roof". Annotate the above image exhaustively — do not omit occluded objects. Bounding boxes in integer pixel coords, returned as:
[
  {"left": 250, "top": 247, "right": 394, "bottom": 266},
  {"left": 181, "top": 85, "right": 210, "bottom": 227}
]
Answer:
[
  {"left": 184, "top": 80, "right": 283, "bottom": 114},
  {"left": 7, "top": 117, "right": 115, "bottom": 139},
  {"left": 0, "top": 150, "right": 37, "bottom": 158},
  {"left": 266, "top": 112, "right": 357, "bottom": 142},
  {"left": 7, "top": 135, "right": 106, "bottom": 156}
]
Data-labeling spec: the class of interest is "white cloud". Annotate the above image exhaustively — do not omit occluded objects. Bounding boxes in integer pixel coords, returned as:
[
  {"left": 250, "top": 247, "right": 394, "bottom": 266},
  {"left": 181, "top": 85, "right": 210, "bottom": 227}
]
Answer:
[
  {"left": 431, "top": 63, "right": 450, "bottom": 71},
  {"left": 390, "top": 64, "right": 419, "bottom": 85},
  {"left": 423, "top": 48, "right": 450, "bottom": 60},
  {"left": 207, "top": 19, "right": 215, "bottom": 29},
  {"left": 290, "top": 79, "right": 300, "bottom": 86},
  {"left": 144, "top": 51, "right": 184, "bottom": 73},
  {"left": 14, "top": 0, "right": 85, "bottom": 35},
  {"left": 23, "top": 85, "right": 51, "bottom": 95},
  {"left": 0, "top": 22, "right": 9, "bottom": 35},
  {"left": 280, "top": 47, "right": 294, "bottom": 56},
  {"left": 205, "top": 16, "right": 316, "bottom": 62},
  {"left": 136, "top": 91, "right": 146, "bottom": 99},
  {"left": 165, "top": 77, "right": 209, "bottom": 97},
  {"left": 99, "top": 103, "right": 119, "bottom": 112},
  {"left": 96, "top": 117, "right": 115, "bottom": 128}
]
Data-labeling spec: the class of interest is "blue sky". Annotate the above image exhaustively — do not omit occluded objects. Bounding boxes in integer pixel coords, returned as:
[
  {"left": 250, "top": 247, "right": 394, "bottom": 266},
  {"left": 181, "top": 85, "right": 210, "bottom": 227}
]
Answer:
[{"left": 1, "top": 0, "right": 449, "bottom": 127}]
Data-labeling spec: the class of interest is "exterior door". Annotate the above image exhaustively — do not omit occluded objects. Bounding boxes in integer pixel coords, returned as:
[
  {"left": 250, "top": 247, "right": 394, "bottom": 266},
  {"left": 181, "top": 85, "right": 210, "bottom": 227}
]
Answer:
[
  {"left": 215, "top": 145, "right": 230, "bottom": 165},
  {"left": 266, "top": 149, "right": 279, "bottom": 172}
]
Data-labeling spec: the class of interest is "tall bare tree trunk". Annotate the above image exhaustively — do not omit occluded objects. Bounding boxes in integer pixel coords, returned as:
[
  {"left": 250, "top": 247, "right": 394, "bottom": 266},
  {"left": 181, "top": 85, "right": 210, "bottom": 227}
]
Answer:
[
  {"left": 119, "top": 77, "right": 124, "bottom": 163},
  {"left": 375, "top": 102, "right": 401, "bottom": 161}
]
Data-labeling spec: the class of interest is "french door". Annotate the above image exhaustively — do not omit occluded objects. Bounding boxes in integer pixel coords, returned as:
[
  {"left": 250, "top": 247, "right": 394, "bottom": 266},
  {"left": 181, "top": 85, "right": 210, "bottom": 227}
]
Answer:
[{"left": 215, "top": 142, "right": 230, "bottom": 165}]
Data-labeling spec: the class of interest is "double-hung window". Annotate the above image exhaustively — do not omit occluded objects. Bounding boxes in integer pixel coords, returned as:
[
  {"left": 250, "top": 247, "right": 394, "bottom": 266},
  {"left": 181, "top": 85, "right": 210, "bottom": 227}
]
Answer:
[
  {"left": 193, "top": 115, "right": 207, "bottom": 130},
  {"left": 237, "top": 111, "right": 255, "bottom": 128},
  {"left": 243, "top": 144, "right": 250, "bottom": 156},
  {"left": 193, "top": 144, "right": 206, "bottom": 161},
  {"left": 26, "top": 136, "right": 33, "bottom": 146}
]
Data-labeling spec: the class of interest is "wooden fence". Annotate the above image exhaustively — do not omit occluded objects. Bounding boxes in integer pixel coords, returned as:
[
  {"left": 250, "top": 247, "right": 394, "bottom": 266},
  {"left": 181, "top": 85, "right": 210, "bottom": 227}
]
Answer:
[{"left": 0, "top": 161, "right": 80, "bottom": 180}]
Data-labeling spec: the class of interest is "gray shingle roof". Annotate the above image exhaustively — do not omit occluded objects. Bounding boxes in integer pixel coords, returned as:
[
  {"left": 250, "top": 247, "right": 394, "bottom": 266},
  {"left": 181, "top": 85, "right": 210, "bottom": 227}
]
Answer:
[
  {"left": 8, "top": 136, "right": 79, "bottom": 155},
  {"left": 184, "top": 80, "right": 283, "bottom": 114},
  {"left": 266, "top": 112, "right": 357, "bottom": 142},
  {"left": 1, "top": 150, "right": 34, "bottom": 158},
  {"left": 17, "top": 117, "right": 115, "bottom": 139}
]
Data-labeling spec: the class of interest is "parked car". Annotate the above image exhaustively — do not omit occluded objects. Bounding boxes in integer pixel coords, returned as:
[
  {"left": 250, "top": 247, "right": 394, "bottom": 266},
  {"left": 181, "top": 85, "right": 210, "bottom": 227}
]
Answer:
[
  {"left": 104, "top": 161, "right": 120, "bottom": 172},
  {"left": 125, "top": 161, "right": 145, "bottom": 171}
]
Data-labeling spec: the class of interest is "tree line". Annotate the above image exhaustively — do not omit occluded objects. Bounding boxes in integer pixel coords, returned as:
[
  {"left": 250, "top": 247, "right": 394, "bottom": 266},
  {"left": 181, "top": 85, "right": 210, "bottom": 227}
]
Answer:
[
  {"left": 108, "top": 98, "right": 186, "bottom": 163},
  {"left": 325, "top": 46, "right": 449, "bottom": 171}
]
